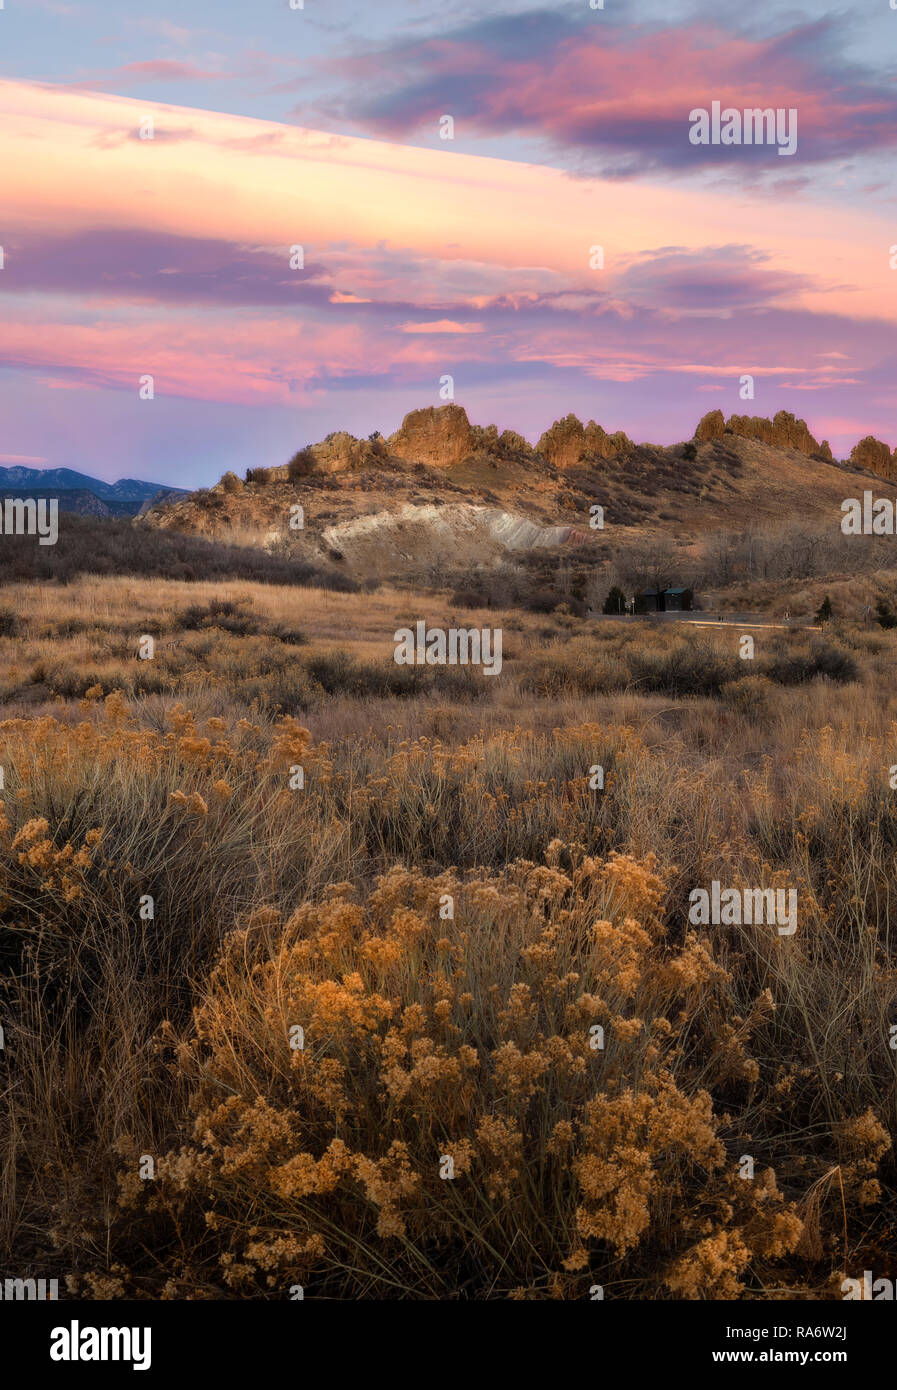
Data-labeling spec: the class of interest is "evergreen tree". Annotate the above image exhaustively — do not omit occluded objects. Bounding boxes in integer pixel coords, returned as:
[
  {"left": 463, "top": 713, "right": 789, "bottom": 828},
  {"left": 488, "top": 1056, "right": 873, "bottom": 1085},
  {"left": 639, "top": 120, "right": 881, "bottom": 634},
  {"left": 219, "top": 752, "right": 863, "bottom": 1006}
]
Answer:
[{"left": 603, "top": 585, "right": 627, "bottom": 614}]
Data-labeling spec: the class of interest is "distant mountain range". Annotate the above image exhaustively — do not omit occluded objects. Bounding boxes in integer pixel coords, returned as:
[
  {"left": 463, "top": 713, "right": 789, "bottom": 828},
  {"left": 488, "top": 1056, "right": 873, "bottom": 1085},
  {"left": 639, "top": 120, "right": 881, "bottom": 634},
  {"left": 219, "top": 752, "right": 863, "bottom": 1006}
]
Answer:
[{"left": 0, "top": 467, "right": 186, "bottom": 517}]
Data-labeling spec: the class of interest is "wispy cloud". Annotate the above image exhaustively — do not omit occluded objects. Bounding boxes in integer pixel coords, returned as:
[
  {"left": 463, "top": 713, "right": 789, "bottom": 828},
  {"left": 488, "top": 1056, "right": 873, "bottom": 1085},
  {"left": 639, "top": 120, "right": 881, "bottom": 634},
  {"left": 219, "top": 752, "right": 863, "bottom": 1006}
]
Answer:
[{"left": 317, "top": 11, "right": 897, "bottom": 180}]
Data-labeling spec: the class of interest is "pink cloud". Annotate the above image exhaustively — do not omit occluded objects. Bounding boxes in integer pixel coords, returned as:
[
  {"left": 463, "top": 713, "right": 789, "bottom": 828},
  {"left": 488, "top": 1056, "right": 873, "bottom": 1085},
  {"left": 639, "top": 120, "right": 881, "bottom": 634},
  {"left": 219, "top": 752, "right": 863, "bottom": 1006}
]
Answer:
[
  {"left": 338, "top": 18, "right": 897, "bottom": 175},
  {"left": 398, "top": 320, "right": 484, "bottom": 334},
  {"left": 0, "top": 78, "right": 893, "bottom": 466},
  {"left": 69, "top": 59, "right": 231, "bottom": 90},
  {"left": 0, "top": 314, "right": 379, "bottom": 406}
]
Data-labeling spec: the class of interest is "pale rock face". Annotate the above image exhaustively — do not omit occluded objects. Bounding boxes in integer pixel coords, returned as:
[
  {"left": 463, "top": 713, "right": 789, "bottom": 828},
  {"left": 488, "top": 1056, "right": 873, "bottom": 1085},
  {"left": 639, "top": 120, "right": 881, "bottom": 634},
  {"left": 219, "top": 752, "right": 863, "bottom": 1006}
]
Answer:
[
  {"left": 388, "top": 404, "right": 473, "bottom": 467},
  {"left": 319, "top": 502, "right": 586, "bottom": 570}
]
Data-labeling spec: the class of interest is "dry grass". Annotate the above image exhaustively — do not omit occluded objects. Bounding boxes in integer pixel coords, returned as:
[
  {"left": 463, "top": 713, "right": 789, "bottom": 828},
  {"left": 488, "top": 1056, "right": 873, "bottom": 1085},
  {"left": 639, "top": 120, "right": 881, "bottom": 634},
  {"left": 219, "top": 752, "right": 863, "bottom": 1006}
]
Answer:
[{"left": 2, "top": 576, "right": 897, "bottom": 1299}]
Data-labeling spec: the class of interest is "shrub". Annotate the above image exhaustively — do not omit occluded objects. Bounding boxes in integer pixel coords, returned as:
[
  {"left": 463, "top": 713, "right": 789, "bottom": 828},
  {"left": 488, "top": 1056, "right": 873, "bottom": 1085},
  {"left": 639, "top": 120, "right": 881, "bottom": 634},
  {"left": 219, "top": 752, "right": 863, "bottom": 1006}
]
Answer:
[
  {"left": 449, "top": 586, "right": 491, "bottom": 608},
  {"left": 876, "top": 598, "right": 897, "bottom": 630},
  {"left": 525, "top": 587, "right": 570, "bottom": 615},
  {"left": 763, "top": 637, "right": 858, "bottom": 686},
  {"left": 287, "top": 447, "right": 318, "bottom": 481},
  {"left": 270, "top": 624, "right": 308, "bottom": 647},
  {"left": 627, "top": 638, "right": 736, "bottom": 697},
  {"left": 3, "top": 687, "right": 897, "bottom": 1301},
  {"left": 176, "top": 598, "right": 257, "bottom": 635},
  {"left": 106, "top": 851, "right": 804, "bottom": 1298},
  {"left": 519, "top": 638, "right": 627, "bottom": 697},
  {"left": 721, "top": 674, "right": 775, "bottom": 721}
]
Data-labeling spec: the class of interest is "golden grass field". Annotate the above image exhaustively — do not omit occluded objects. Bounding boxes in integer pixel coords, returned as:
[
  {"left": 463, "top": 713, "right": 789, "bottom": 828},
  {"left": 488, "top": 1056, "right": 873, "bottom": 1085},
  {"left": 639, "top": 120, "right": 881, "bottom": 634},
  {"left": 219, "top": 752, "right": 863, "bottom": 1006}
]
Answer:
[{"left": 2, "top": 575, "right": 897, "bottom": 1298}]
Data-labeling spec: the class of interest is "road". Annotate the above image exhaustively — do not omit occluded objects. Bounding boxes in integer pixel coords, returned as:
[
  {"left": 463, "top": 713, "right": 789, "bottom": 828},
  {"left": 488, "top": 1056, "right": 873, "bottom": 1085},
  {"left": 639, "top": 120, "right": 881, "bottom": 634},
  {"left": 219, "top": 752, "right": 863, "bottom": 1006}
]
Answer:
[
  {"left": 684, "top": 619, "right": 821, "bottom": 631},
  {"left": 591, "top": 613, "right": 822, "bottom": 631}
]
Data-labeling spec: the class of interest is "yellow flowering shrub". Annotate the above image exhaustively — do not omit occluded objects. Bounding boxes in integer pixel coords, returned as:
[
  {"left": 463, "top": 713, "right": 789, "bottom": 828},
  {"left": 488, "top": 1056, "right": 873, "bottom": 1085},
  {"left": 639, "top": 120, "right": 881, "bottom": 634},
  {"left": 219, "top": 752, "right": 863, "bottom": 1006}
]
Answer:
[{"left": 111, "top": 848, "right": 804, "bottom": 1298}]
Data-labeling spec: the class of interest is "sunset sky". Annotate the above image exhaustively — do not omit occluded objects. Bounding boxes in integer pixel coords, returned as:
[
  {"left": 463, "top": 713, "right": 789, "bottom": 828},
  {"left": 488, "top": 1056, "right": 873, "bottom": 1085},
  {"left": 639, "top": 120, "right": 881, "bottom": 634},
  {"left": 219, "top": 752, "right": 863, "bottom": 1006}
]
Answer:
[{"left": 2, "top": 0, "right": 896, "bottom": 486}]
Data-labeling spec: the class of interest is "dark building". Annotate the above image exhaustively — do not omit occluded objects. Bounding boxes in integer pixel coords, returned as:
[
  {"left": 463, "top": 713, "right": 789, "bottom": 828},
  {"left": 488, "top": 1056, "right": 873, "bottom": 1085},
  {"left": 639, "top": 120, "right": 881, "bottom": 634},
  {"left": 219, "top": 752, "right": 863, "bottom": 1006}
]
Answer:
[
  {"left": 636, "top": 586, "right": 693, "bottom": 614},
  {"left": 662, "top": 587, "right": 693, "bottom": 612}
]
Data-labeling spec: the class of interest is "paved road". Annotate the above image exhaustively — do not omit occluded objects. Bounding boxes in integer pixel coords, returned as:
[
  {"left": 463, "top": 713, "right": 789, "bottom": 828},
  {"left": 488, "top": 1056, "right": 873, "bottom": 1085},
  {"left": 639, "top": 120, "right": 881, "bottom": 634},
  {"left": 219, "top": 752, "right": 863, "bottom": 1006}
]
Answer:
[
  {"left": 684, "top": 619, "right": 821, "bottom": 631},
  {"left": 591, "top": 613, "right": 821, "bottom": 631}
]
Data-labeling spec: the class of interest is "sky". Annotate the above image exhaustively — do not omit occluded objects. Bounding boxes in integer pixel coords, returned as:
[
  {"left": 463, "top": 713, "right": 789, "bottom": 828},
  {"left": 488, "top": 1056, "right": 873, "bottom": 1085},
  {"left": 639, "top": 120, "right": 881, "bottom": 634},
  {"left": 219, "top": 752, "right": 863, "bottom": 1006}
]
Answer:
[{"left": 2, "top": 0, "right": 897, "bottom": 486}]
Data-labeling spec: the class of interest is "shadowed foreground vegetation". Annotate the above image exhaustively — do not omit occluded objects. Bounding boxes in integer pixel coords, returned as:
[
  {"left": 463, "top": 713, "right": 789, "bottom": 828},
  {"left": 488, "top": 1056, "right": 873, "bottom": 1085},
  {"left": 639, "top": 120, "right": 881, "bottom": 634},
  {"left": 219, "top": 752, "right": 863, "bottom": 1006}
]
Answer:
[{"left": 0, "top": 514, "right": 361, "bottom": 591}]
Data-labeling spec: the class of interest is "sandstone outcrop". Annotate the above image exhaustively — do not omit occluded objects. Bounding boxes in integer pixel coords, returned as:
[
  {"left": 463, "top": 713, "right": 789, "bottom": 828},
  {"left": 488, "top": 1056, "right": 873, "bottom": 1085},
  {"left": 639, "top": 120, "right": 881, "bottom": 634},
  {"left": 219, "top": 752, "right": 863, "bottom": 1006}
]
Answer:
[
  {"left": 695, "top": 409, "right": 831, "bottom": 457},
  {"left": 498, "top": 429, "right": 531, "bottom": 456},
  {"left": 232, "top": 403, "right": 897, "bottom": 495},
  {"left": 388, "top": 404, "right": 473, "bottom": 467},
  {"left": 536, "top": 415, "right": 634, "bottom": 469},
  {"left": 695, "top": 405, "right": 834, "bottom": 461},
  {"left": 725, "top": 411, "right": 822, "bottom": 455},
  {"left": 849, "top": 435, "right": 896, "bottom": 478},
  {"left": 695, "top": 410, "right": 725, "bottom": 442},
  {"left": 311, "top": 432, "right": 370, "bottom": 473}
]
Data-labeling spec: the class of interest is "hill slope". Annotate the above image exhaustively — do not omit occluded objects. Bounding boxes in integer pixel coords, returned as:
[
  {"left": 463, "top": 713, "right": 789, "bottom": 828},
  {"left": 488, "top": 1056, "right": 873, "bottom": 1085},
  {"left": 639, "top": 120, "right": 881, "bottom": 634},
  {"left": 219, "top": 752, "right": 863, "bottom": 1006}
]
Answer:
[{"left": 139, "top": 406, "right": 889, "bottom": 584}]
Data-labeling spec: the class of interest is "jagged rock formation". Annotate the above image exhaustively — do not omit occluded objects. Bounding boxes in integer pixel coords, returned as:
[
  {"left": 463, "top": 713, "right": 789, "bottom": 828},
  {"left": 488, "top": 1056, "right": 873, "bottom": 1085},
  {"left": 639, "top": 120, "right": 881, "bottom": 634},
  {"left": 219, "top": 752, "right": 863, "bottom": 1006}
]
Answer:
[
  {"left": 238, "top": 432, "right": 388, "bottom": 484},
  {"left": 498, "top": 429, "right": 531, "bottom": 456},
  {"left": 311, "top": 431, "right": 370, "bottom": 473},
  {"left": 695, "top": 409, "right": 829, "bottom": 457},
  {"left": 388, "top": 404, "right": 473, "bottom": 467},
  {"left": 695, "top": 410, "right": 725, "bottom": 442},
  {"left": 536, "top": 415, "right": 584, "bottom": 469},
  {"left": 229, "top": 406, "right": 638, "bottom": 485},
  {"left": 536, "top": 414, "right": 634, "bottom": 470},
  {"left": 727, "top": 411, "right": 825, "bottom": 456},
  {"left": 693, "top": 412, "right": 897, "bottom": 475},
  {"left": 849, "top": 435, "right": 897, "bottom": 479},
  {"left": 200, "top": 402, "right": 897, "bottom": 499}
]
